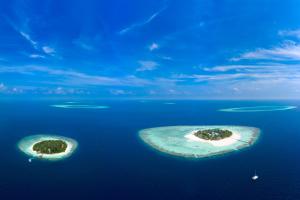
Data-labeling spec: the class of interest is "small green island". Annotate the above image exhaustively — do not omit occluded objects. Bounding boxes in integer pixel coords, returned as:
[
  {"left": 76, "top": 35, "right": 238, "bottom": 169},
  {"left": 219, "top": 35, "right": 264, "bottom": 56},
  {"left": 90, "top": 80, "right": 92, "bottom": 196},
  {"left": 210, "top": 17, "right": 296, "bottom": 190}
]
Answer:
[
  {"left": 18, "top": 135, "right": 78, "bottom": 161},
  {"left": 194, "top": 129, "right": 233, "bottom": 141},
  {"left": 33, "top": 140, "right": 68, "bottom": 154}
]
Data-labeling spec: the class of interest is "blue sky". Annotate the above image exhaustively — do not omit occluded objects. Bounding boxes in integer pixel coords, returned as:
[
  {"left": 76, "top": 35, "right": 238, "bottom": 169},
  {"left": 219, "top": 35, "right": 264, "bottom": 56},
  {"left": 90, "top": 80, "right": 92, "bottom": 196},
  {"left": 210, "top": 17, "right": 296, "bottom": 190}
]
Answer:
[{"left": 1, "top": 0, "right": 300, "bottom": 99}]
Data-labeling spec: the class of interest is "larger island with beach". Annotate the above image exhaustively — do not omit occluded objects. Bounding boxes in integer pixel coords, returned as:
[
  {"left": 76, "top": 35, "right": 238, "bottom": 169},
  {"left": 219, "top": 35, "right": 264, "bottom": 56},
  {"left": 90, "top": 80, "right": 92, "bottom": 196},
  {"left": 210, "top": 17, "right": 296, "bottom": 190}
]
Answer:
[{"left": 139, "top": 125, "right": 260, "bottom": 158}]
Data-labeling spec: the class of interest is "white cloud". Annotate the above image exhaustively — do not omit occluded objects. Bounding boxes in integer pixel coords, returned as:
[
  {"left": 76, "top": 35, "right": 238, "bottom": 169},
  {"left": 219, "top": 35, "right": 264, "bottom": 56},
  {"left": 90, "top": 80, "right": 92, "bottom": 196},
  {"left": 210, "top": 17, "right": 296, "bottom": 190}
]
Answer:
[
  {"left": 218, "top": 29, "right": 300, "bottom": 98},
  {"left": 231, "top": 41, "right": 300, "bottom": 61},
  {"left": 0, "top": 83, "right": 24, "bottom": 94},
  {"left": 118, "top": 6, "right": 167, "bottom": 35},
  {"left": 179, "top": 72, "right": 300, "bottom": 82},
  {"left": 149, "top": 43, "right": 159, "bottom": 51},
  {"left": 110, "top": 89, "right": 132, "bottom": 95},
  {"left": 170, "top": 63, "right": 300, "bottom": 99},
  {"left": 42, "top": 46, "right": 56, "bottom": 55},
  {"left": 203, "top": 64, "right": 286, "bottom": 72},
  {"left": 43, "top": 87, "right": 86, "bottom": 95},
  {"left": 0, "top": 65, "right": 152, "bottom": 87},
  {"left": 29, "top": 54, "right": 46, "bottom": 59},
  {"left": 19, "top": 31, "right": 38, "bottom": 49},
  {"left": 175, "top": 63, "right": 300, "bottom": 82},
  {"left": 11, "top": 87, "right": 23, "bottom": 94},
  {"left": 176, "top": 73, "right": 247, "bottom": 81},
  {"left": 54, "top": 87, "right": 64, "bottom": 94},
  {"left": 232, "top": 87, "right": 240, "bottom": 92},
  {"left": 4, "top": 17, "right": 39, "bottom": 50},
  {"left": 4, "top": 17, "right": 59, "bottom": 58},
  {"left": 203, "top": 65, "right": 256, "bottom": 72},
  {"left": 136, "top": 61, "right": 158, "bottom": 71}
]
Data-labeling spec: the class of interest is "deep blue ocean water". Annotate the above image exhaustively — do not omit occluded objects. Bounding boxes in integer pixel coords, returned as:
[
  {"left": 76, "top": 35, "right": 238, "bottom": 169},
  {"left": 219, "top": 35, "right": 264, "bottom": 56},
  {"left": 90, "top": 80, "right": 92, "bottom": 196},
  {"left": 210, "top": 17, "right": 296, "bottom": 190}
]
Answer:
[{"left": 0, "top": 100, "right": 300, "bottom": 200}]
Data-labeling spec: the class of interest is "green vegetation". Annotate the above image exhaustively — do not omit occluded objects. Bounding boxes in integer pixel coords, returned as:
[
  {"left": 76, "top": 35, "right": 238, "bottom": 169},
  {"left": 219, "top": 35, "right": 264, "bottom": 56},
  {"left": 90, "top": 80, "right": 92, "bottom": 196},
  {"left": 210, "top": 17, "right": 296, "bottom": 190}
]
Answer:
[
  {"left": 33, "top": 140, "right": 67, "bottom": 154},
  {"left": 194, "top": 129, "right": 233, "bottom": 140}
]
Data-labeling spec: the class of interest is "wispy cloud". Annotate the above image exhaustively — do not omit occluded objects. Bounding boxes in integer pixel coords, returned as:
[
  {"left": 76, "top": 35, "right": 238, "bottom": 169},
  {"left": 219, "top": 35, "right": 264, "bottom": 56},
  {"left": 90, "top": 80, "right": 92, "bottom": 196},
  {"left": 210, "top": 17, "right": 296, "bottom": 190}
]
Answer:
[
  {"left": 203, "top": 65, "right": 260, "bottom": 72},
  {"left": 203, "top": 64, "right": 287, "bottom": 72},
  {"left": 118, "top": 6, "right": 167, "bottom": 35},
  {"left": 0, "top": 83, "right": 25, "bottom": 94},
  {"left": 0, "top": 65, "right": 152, "bottom": 87},
  {"left": 42, "top": 46, "right": 56, "bottom": 55},
  {"left": 4, "top": 17, "right": 38, "bottom": 50},
  {"left": 175, "top": 63, "right": 300, "bottom": 82},
  {"left": 45, "top": 87, "right": 87, "bottom": 95},
  {"left": 73, "top": 37, "right": 95, "bottom": 51},
  {"left": 231, "top": 41, "right": 300, "bottom": 61},
  {"left": 4, "top": 16, "right": 58, "bottom": 59},
  {"left": 169, "top": 63, "right": 300, "bottom": 99},
  {"left": 231, "top": 27, "right": 300, "bottom": 62},
  {"left": 158, "top": 55, "right": 173, "bottom": 60},
  {"left": 19, "top": 31, "right": 38, "bottom": 49},
  {"left": 29, "top": 54, "right": 46, "bottom": 59},
  {"left": 279, "top": 29, "right": 300, "bottom": 38},
  {"left": 109, "top": 89, "right": 133, "bottom": 95},
  {"left": 136, "top": 60, "right": 158, "bottom": 71}
]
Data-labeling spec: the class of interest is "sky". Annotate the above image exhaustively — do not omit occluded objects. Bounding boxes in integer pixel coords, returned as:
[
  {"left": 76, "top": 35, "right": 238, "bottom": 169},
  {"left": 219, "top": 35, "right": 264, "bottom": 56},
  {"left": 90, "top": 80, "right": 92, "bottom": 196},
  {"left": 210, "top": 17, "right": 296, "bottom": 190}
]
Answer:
[{"left": 1, "top": 0, "right": 300, "bottom": 99}]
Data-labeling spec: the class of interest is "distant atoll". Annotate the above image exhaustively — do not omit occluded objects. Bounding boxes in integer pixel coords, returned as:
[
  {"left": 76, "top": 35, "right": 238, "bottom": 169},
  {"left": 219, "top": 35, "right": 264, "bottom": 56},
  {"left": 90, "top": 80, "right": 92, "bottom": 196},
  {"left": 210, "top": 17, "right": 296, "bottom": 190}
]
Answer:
[
  {"left": 51, "top": 104, "right": 109, "bottom": 109},
  {"left": 219, "top": 106, "right": 297, "bottom": 112},
  {"left": 18, "top": 135, "right": 78, "bottom": 161},
  {"left": 139, "top": 126, "right": 260, "bottom": 158},
  {"left": 164, "top": 102, "right": 176, "bottom": 105}
]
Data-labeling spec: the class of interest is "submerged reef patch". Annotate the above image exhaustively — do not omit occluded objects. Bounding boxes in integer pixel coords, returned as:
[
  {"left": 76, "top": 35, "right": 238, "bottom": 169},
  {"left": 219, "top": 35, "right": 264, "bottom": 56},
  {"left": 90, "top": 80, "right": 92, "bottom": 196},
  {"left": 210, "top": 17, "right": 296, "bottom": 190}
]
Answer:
[
  {"left": 219, "top": 106, "right": 296, "bottom": 112},
  {"left": 51, "top": 104, "right": 109, "bottom": 109}
]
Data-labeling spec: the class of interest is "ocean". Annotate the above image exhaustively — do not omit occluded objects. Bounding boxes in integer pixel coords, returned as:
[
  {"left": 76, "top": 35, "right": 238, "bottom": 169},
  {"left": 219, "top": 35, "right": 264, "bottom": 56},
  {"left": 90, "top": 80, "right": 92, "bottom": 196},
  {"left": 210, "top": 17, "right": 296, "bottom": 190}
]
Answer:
[{"left": 0, "top": 100, "right": 300, "bottom": 200}]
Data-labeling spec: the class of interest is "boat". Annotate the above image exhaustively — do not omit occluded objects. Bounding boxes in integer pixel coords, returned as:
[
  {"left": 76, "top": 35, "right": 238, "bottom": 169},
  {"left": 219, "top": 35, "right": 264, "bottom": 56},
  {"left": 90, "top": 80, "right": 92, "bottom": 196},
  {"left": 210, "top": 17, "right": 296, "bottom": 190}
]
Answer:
[{"left": 252, "top": 171, "right": 259, "bottom": 180}]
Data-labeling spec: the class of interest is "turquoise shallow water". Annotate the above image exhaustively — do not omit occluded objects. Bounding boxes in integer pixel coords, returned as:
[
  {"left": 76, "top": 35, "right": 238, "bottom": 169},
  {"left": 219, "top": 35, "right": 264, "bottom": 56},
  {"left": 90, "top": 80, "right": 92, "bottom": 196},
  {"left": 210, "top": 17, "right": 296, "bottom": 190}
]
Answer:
[{"left": 139, "top": 126, "right": 260, "bottom": 158}]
